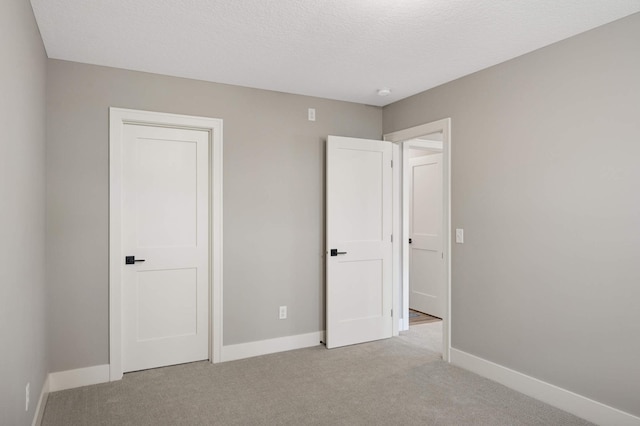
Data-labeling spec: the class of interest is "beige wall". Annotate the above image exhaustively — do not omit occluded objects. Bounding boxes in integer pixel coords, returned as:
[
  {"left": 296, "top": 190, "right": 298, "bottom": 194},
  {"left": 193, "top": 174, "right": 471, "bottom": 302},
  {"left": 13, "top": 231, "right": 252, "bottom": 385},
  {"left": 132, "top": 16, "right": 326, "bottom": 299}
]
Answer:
[
  {"left": 45, "top": 60, "right": 382, "bottom": 372},
  {"left": 0, "top": 0, "right": 48, "bottom": 424},
  {"left": 384, "top": 13, "right": 640, "bottom": 416}
]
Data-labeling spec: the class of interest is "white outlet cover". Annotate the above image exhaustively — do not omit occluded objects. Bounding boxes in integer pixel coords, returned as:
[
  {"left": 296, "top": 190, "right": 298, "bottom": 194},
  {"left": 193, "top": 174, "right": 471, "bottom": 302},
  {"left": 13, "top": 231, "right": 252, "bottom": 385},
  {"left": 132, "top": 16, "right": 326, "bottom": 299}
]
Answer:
[
  {"left": 308, "top": 108, "right": 316, "bottom": 121},
  {"left": 455, "top": 228, "right": 464, "bottom": 244}
]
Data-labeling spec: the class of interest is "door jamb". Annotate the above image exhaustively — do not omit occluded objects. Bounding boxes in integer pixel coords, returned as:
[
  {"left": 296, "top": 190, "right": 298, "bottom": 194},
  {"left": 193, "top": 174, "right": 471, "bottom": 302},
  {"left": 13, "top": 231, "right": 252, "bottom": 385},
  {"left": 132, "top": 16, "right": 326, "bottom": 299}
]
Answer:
[
  {"left": 108, "top": 108, "right": 224, "bottom": 380},
  {"left": 384, "top": 118, "right": 451, "bottom": 362}
]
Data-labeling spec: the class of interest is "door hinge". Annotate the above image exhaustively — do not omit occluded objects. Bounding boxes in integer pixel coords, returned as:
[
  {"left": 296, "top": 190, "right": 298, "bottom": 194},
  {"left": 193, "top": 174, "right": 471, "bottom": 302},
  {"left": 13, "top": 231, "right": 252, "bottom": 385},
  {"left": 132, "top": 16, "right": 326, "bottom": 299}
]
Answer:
[
  {"left": 391, "top": 160, "right": 393, "bottom": 168},
  {"left": 391, "top": 309, "right": 393, "bottom": 317},
  {"left": 391, "top": 234, "right": 393, "bottom": 242}
]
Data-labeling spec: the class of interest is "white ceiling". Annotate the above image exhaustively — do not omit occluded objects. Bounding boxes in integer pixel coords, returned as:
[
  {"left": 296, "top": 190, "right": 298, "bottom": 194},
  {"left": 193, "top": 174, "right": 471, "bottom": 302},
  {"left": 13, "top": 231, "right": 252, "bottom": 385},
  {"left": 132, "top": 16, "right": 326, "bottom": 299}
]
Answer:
[{"left": 30, "top": 0, "right": 640, "bottom": 107}]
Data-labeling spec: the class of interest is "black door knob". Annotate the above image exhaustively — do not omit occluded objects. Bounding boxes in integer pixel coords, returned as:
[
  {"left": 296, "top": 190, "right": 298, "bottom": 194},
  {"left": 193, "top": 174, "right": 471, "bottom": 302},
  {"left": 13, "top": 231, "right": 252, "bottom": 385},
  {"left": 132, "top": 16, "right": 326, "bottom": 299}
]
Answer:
[{"left": 125, "top": 256, "right": 146, "bottom": 265}]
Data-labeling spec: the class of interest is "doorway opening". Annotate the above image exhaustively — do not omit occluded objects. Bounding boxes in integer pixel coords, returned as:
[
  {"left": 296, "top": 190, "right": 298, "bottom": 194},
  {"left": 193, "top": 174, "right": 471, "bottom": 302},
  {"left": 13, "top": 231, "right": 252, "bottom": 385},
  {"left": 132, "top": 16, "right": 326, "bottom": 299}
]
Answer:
[{"left": 385, "top": 118, "right": 451, "bottom": 361}]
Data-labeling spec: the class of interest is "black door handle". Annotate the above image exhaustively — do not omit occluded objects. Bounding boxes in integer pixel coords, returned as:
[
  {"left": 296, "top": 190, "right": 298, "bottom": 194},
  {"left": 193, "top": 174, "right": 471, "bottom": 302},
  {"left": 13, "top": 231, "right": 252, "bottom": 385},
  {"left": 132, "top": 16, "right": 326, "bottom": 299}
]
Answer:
[
  {"left": 330, "top": 249, "right": 347, "bottom": 257},
  {"left": 125, "top": 256, "right": 146, "bottom": 265},
  {"left": 409, "top": 238, "right": 412, "bottom": 244}
]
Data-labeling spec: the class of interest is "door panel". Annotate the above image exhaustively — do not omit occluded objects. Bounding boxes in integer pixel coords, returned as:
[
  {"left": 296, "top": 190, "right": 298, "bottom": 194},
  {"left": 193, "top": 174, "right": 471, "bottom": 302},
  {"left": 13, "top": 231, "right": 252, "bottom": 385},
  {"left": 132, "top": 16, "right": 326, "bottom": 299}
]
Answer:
[
  {"left": 122, "top": 124, "right": 209, "bottom": 372},
  {"left": 326, "top": 136, "right": 393, "bottom": 349},
  {"left": 136, "top": 268, "right": 198, "bottom": 341},
  {"left": 333, "top": 149, "right": 384, "bottom": 241},
  {"left": 135, "top": 138, "right": 198, "bottom": 247},
  {"left": 409, "top": 154, "right": 444, "bottom": 318},
  {"left": 333, "top": 259, "right": 383, "bottom": 320}
]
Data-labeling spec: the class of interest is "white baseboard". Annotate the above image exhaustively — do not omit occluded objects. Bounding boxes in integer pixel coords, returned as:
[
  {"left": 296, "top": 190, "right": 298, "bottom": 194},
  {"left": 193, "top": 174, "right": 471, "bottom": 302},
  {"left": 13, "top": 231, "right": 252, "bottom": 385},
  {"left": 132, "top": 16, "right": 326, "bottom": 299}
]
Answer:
[
  {"left": 48, "top": 364, "right": 110, "bottom": 392},
  {"left": 450, "top": 348, "right": 640, "bottom": 426},
  {"left": 45, "top": 332, "right": 323, "bottom": 394},
  {"left": 221, "top": 331, "right": 324, "bottom": 362},
  {"left": 32, "top": 375, "right": 49, "bottom": 426}
]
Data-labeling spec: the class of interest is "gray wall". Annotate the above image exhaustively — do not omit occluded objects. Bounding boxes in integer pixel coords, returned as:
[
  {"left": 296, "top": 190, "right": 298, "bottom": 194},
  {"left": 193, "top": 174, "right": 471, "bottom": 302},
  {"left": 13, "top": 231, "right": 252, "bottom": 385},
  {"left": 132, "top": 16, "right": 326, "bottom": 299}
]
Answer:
[
  {"left": 384, "top": 13, "right": 640, "bottom": 416},
  {"left": 0, "top": 0, "right": 48, "bottom": 424},
  {"left": 46, "top": 60, "right": 382, "bottom": 372}
]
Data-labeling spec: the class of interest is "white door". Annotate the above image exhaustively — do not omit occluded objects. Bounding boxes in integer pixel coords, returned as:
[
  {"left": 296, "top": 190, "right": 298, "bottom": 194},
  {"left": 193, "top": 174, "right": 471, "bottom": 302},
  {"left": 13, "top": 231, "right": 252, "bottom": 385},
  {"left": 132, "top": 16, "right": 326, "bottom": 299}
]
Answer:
[
  {"left": 122, "top": 124, "right": 209, "bottom": 372},
  {"left": 409, "top": 153, "right": 444, "bottom": 318},
  {"left": 326, "top": 136, "right": 393, "bottom": 349}
]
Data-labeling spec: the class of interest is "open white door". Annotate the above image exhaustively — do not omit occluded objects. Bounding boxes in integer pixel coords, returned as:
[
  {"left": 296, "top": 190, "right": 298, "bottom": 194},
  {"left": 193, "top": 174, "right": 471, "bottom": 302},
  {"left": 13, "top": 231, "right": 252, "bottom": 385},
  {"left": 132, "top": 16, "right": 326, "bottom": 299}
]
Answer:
[
  {"left": 326, "top": 136, "right": 393, "bottom": 349},
  {"left": 409, "top": 153, "right": 445, "bottom": 318}
]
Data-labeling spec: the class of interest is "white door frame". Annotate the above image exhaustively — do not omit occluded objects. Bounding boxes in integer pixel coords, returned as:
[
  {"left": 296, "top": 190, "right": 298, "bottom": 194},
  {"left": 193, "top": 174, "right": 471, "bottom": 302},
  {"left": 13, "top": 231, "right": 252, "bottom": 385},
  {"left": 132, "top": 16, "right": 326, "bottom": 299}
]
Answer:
[
  {"left": 109, "top": 108, "right": 223, "bottom": 380},
  {"left": 384, "top": 118, "right": 451, "bottom": 361}
]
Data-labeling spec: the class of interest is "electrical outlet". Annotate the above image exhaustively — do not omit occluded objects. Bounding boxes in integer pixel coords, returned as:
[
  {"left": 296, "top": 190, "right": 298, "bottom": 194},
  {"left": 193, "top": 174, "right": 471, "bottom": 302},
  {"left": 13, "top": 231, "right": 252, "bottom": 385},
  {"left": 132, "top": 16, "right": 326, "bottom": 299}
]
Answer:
[
  {"left": 25, "top": 382, "right": 30, "bottom": 412},
  {"left": 279, "top": 306, "right": 287, "bottom": 319},
  {"left": 308, "top": 108, "right": 316, "bottom": 121},
  {"left": 455, "top": 228, "right": 464, "bottom": 244}
]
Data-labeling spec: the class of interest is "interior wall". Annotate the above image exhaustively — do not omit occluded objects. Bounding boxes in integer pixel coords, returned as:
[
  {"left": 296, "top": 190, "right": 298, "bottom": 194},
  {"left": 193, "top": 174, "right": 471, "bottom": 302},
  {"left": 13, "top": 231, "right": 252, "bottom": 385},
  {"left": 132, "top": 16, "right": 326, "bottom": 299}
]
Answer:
[
  {"left": 383, "top": 13, "right": 640, "bottom": 416},
  {"left": 0, "top": 0, "right": 48, "bottom": 424},
  {"left": 45, "top": 59, "right": 382, "bottom": 372}
]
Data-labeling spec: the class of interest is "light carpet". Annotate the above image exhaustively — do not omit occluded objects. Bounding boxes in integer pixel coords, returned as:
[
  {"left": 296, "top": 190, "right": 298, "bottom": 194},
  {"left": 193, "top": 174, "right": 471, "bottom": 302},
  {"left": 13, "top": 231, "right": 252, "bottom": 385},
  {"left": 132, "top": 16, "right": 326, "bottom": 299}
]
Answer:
[{"left": 42, "top": 324, "right": 592, "bottom": 425}]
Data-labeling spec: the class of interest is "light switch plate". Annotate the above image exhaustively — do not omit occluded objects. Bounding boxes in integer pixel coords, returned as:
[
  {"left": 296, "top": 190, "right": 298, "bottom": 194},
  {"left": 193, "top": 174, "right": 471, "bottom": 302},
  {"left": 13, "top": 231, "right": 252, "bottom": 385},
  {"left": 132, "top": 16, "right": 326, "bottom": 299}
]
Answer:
[{"left": 455, "top": 228, "right": 464, "bottom": 244}]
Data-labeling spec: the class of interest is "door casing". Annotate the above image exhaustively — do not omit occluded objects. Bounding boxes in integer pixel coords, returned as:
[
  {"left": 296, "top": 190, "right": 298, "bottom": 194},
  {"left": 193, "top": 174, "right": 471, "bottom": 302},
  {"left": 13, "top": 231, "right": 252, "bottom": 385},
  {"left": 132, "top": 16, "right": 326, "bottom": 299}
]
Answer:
[
  {"left": 384, "top": 118, "right": 451, "bottom": 361},
  {"left": 109, "top": 108, "right": 223, "bottom": 380}
]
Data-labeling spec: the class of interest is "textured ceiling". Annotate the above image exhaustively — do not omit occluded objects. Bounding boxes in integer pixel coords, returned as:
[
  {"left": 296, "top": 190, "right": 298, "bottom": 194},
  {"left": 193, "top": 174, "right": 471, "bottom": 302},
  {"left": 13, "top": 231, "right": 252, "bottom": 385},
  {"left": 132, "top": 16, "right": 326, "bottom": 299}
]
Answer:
[{"left": 31, "top": 0, "right": 640, "bottom": 106}]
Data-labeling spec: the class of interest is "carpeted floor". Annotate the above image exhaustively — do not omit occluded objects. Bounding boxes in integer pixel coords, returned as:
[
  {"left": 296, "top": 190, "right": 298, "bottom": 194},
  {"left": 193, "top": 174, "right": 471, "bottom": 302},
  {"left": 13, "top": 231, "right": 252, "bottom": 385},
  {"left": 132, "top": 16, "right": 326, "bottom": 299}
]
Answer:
[
  {"left": 42, "top": 325, "right": 592, "bottom": 425},
  {"left": 405, "top": 320, "right": 443, "bottom": 354}
]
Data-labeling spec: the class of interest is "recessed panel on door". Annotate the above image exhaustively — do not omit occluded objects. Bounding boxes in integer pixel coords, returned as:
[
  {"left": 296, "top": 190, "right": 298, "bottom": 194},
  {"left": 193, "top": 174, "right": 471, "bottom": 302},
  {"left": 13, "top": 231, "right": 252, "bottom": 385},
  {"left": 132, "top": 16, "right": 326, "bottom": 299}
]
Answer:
[
  {"left": 333, "top": 259, "right": 383, "bottom": 321},
  {"left": 409, "top": 249, "right": 443, "bottom": 302},
  {"left": 136, "top": 138, "right": 198, "bottom": 248},
  {"left": 137, "top": 268, "right": 198, "bottom": 341},
  {"left": 334, "top": 149, "right": 383, "bottom": 242},
  {"left": 412, "top": 161, "right": 440, "bottom": 236}
]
